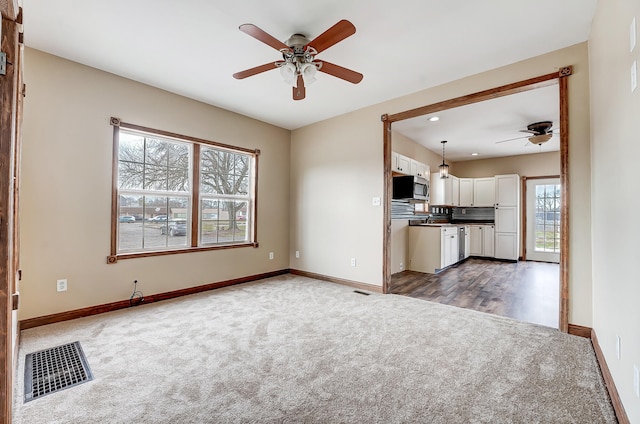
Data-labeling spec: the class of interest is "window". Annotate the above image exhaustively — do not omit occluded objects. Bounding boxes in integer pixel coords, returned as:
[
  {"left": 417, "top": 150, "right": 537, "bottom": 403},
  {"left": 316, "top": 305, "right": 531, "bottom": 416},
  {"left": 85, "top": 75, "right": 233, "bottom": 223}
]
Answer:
[
  {"left": 109, "top": 118, "right": 258, "bottom": 262},
  {"left": 534, "top": 183, "right": 560, "bottom": 253}
]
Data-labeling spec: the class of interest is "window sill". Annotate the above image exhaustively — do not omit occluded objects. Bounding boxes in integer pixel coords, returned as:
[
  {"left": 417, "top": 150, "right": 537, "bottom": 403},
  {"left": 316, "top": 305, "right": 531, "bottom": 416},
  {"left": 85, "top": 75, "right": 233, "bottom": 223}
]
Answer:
[{"left": 107, "top": 242, "right": 259, "bottom": 264}]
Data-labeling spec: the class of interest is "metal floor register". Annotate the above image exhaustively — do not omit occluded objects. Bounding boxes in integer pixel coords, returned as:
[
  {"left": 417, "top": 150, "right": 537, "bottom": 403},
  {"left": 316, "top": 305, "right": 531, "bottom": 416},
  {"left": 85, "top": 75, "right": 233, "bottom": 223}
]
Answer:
[{"left": 24, "top": 341, "right": 94, "bottom": 402}]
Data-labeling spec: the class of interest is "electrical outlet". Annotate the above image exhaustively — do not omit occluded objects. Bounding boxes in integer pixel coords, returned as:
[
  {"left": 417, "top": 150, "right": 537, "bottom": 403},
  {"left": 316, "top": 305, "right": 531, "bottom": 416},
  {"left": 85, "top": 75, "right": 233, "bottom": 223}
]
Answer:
[
  {"left": 269, "top": 252, "right": 274, "bottom": 260},
  {"left": 616, "top": 335, "right": 621, "bottom": 360},
  {"left": 350, "top": 258, "right": 356, "bottom": 267},
  {"left": 372, "top": 197, "right": 381, "bottom": 206},
  {"left": 295, "top": 250, "right": 300, "bottom": 258},
  {"left": 56, "top": 279, "right": 67, "bottom": 292},
  {"left": 399, "top": 262, "right": 404, "bottom": 271},
  {"left": 634, "top": 365, "right": 639, "bottom": 398}
]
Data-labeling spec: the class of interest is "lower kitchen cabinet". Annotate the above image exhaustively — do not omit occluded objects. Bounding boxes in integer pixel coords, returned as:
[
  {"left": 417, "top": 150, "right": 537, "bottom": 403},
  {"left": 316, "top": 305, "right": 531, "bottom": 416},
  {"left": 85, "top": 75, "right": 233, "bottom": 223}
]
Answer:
[
  {"left": 408, "top": 226, "right": 461, "bottom": 274},
  {"left": 495, "top": 232, "right": 517, "bottom": 260},
  {"left": 468, "top": 224, "right": 494, "bottom": 258}
]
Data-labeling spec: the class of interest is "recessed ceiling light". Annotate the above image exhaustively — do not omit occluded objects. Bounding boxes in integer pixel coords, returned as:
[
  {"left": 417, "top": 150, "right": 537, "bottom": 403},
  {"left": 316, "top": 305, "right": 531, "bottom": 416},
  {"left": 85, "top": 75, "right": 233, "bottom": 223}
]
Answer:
[
  {"left": 428, "top": 116, "right": 439, "bottom": 122},
  {"left": 471, "top": 153, "right": 479, "bottom": 156}
]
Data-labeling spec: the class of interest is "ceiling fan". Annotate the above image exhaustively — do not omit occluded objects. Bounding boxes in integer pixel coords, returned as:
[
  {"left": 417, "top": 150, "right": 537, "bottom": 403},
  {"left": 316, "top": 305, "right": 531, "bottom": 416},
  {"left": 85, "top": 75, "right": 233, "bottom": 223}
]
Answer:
[
  {"left": 495, "top": 121, "right": 559, "bottom": 146},
  {"left": 233, "top": 20, "right": 363, "bottom": 100}
]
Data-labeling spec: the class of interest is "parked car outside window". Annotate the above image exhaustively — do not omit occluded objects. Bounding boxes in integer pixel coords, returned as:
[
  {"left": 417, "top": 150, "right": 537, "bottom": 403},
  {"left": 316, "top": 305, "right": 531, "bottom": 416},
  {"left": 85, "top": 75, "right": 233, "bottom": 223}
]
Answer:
[
  {"left": 119, "top": 215, "right": 136, "bottom": 223},
  {"left": 161, "top": 219, "right": 187, "bottom": 236},
  {"left": 147, "top": 215, "right": 168, "bottom": 222}
]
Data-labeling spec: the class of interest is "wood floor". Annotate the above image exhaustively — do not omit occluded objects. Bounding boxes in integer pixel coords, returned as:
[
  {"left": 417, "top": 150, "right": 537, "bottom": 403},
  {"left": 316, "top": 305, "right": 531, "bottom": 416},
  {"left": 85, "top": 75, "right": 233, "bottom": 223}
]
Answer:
[{"left": 389, "top": 258, "right": 560, "bottom": 328}]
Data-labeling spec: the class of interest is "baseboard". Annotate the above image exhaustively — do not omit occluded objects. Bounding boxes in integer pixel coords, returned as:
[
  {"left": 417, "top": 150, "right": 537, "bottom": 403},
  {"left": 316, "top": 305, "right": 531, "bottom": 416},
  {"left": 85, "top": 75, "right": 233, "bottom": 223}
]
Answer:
[
  {"left": 19, "top": 269, "right": 290, "bottom": 330},
  {"left": 289, "top": 269, "right": 383, "bottom": 294},
  {"left": 590, "top": 329, "right": 630, "bottom": 424},
  {"left": 567, "top": 323, "right": 592, "bottom": 338}
]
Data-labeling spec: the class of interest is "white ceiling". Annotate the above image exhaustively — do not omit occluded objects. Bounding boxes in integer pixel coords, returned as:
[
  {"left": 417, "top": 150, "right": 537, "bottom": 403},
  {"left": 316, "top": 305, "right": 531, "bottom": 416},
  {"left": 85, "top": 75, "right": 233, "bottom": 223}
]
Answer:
[
  {"left": 393, "top": 84, "right": 560, "bottom": 162},
  {"left": 23, "top": 0, "right": 596, "bottom": 157}
]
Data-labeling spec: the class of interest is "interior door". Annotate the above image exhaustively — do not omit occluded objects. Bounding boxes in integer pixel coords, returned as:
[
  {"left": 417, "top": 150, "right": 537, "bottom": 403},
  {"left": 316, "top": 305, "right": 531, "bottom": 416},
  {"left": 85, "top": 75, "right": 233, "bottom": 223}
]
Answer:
[{"left": 526, "top": 178, "right": 560, "bottom": 263}]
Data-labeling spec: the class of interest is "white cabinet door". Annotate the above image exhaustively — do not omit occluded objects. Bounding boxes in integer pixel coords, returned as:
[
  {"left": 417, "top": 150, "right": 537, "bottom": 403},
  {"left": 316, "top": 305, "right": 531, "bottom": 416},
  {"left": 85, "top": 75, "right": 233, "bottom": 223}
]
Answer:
[
  {"left": 431, "top": 173, "right": 454, "bottom": 205},
  {"left": 441, "top": 227, "right": 459, "bottom": 267},
  {"left": 483, "top": 225, "right": 495, "bottom": 257},
  {"left": 469, "top": 225, "right": 483, "bottom": 256},
  {"left": 393, "top": 152, "right": 411, "bottom": 174},
  {"left": 495, "top": 174, "right": 519, "bottom": 206},
  {"left": 495, "top": 232, "right": 517, "bottom": 260},
  {"left": 459, "top": 178, "right": 474, "bottom": 206},
  {"left": 450, "top": 176, "right": 460, "bottom": 206},
  {"left": 474, "top": 177, "right": 496, "bottom": 206},
  {"left": 410, "top": 160, "right": 429, "bottom": 178},
  {"left": 495, "top": 206, "right": 517, "bottom": 233}
]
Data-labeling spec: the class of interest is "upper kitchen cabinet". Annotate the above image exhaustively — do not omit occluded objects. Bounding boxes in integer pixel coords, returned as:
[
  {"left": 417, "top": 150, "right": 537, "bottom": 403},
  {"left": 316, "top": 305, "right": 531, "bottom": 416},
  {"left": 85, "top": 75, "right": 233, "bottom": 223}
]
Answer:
[
  {"left": 410, "top": 160, "right": 429, "bottom": 179},
  {"left": 392, "top": 152, "right": 411, "bottom": 174},
  {"left": 392, "top": 151, "right": 429, "bottom": 178},
  {"left": 495, "top": 174, "right": 520, "bottom": 206},
  {"left": 450, "top": 176, "right": 459, "bottom": 206},
  {"left": 431, "top": 172, "right": 458, "bottom": 205},
  {"left": 473, "top": 177, "right": 496, "bottom": 206},
  {"left": 459, "top": 178, "right": 474, "bottom": 206}
]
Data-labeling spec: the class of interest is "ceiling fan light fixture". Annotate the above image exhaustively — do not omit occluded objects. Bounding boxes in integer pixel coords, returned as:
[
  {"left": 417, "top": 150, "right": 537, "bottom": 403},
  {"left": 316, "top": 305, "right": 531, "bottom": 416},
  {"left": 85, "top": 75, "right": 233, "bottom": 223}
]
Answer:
[
  {"left": 279, "top": 62, "right": 297, "bottom": 86},
  {"left": 300, "top": 62, "right": 318, "bottom": 85},
  {"left": 528, "top": 133, "right": 552, "bottom": 145}
]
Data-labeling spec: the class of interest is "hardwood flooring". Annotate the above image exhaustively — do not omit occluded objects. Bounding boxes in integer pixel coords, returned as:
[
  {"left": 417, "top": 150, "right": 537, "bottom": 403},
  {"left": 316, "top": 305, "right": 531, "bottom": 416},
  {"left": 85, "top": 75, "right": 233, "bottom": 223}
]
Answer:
[{"left": 389, "top": 258, "right": 560, "bottom": 328}]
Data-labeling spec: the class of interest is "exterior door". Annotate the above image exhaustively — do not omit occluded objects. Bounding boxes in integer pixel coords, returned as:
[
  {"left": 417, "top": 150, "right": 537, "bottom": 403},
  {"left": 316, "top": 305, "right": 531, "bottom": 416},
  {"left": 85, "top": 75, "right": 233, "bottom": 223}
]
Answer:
[{"left": 526, "top": 178, "right": 560, "bottom": 263}]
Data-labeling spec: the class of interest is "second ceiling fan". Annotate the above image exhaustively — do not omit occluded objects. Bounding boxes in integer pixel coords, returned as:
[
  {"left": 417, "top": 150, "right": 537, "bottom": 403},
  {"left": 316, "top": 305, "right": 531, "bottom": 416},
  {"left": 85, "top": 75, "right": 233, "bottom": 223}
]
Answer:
[{"left": 233, "top": 20, "right": 363, "bottom": 100}]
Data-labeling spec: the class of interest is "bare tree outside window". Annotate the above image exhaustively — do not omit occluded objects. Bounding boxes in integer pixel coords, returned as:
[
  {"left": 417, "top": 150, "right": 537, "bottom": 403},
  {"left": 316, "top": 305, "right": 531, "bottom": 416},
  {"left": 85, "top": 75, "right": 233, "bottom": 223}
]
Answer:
[{"left": 114, "top": 127, "right": 254, "bottom": 255}]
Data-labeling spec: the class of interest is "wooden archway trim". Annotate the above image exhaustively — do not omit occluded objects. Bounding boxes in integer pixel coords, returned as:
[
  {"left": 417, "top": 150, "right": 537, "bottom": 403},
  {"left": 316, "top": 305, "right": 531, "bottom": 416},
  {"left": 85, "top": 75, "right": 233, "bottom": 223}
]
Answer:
[{"left": 382, "top": 67, "right": 572, "bottom": 333}]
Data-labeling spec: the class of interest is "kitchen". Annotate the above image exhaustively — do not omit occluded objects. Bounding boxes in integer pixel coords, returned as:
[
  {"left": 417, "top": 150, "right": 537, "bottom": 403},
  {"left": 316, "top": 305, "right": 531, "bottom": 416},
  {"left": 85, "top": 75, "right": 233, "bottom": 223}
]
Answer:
[{"left": 387, "top": 83, "right": 562, "bottom": 328}]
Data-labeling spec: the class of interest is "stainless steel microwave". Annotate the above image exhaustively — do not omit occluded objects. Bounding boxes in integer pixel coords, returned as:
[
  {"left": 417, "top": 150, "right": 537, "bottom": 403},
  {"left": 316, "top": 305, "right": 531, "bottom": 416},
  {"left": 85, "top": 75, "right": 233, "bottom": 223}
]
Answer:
[{"left": 392, "top": 175, "right": 430, "bottom": 202}]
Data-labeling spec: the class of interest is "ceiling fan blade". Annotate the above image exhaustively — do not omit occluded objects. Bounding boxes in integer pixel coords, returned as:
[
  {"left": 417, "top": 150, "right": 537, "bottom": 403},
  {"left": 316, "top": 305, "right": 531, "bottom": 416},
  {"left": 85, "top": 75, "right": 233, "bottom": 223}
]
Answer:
[
  {"left": 293, "top": 75, "right": 306, "bottom": 100},
  {"left": 495, "top": 135, "right": 528, "bottom": 144},
  {"left": 239, "top": 24, "right": 289, "bottom": 51},
  {"left": 519, "top": 129, "right": 538, "bottom": 134},
  {"left": 233, "top": 62, "right": 278, "bottom": 79},
  {"left": 317, "top": 60, "right": 363, "bottom": 84},
  {"left": 307, "top": 20, "right": 356, "bottom": 54}
]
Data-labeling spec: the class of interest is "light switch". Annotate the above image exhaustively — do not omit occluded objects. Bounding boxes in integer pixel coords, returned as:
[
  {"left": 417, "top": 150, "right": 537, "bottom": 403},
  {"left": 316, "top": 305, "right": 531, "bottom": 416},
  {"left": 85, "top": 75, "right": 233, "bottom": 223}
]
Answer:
[{"left": 632, "top": 60, "right": 637, "bottom": 93}]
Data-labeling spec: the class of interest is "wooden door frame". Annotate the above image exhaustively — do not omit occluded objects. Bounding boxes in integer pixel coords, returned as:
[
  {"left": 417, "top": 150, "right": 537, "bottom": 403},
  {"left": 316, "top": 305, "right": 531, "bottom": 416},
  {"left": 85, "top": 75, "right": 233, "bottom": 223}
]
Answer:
[
  {"left": 1, "top": 1, "right": 22, "bottom": 421},
  {"left": 381, "top": 67, "right": 572, "bottom": 332}
]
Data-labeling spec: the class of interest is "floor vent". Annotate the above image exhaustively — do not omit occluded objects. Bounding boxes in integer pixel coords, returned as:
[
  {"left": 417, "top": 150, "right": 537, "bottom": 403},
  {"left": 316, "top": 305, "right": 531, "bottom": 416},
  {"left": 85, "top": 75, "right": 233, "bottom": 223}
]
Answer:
[
  {"left": 353, "top": 290, "right": 371, "bottom": 296},
  {"left": 24, "top": 341, "right": 93, "bottom": 402}
]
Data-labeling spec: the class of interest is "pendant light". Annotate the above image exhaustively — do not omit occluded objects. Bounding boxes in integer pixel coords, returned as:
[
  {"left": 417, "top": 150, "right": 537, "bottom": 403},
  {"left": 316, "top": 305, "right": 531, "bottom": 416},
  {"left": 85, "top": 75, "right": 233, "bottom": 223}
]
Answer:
[{"left": 439, "top": 140, "right": 449, "bottom": 179}]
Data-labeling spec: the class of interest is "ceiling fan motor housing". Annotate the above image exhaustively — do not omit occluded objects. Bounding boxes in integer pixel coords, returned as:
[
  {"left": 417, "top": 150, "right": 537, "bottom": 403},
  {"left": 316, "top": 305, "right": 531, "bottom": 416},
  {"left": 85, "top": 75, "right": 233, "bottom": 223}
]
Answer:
[{"left": 527, "top": 120, "right": 553, "bottom": 135}]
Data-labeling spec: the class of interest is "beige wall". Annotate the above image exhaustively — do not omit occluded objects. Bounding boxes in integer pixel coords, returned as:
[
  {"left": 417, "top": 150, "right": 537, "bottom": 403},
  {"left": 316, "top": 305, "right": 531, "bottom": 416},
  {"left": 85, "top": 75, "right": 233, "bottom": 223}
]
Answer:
[
  {"left": 19, "top": 49, "right": 291, "bottom": 320},
  {"left": 589, "top": 1, "right": 640, "bottom": 421},
  {"left": 392, "top": 131, "right": 447, "bottom": 174},
  {"left": 454, "top": 151, "right": 560, "bottom": 178},
  {"left": 291, "top": 42, "right": 593, "bottom": 327}
]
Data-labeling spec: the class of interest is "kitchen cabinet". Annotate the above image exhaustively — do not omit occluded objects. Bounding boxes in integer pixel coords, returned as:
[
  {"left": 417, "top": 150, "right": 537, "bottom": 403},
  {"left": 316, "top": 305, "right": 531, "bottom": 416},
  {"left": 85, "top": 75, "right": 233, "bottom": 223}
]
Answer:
[
  {"left": 474, "top": 177, "right": 496, "bottom": 206},
  {"left": 408, "top": 226, "right": 462, "bottom": 274},
  {"left": 392, "top": 152, "right": 411, "bottom": 175},
  {"left": 495, "top": 206, "right": 517, "bottom": 233},
  {"left": 468, "top": 224, "right": 494, "bottom": 257},
  {"left": 459, "top": 178, "right": 474, "bottom": 206},
  {"left": 495, "top": 174, "right": 519, "bottom": 206},
  {"left": 442, "top": 227, "right": 459, "bottom": 268},
  {"left": 495, "top": 232, "right": 517, "bottom": 260},
  {"left": 494, "top": 174, "right": 519, "bottom": 260},
  {"left": 430, "top": 173, "right": 457, "bottom": 205},
  {"left": 410, "top": 159, "right": 429, "bottom": 178},
  {"left": 450, "top": 176, "right": 460, "bottom": 206}
]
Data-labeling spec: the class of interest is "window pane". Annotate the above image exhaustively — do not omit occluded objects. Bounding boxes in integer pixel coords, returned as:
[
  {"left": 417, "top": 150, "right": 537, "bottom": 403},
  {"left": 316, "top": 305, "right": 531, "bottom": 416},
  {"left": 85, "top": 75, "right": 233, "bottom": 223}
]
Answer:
[
  {"left": 144, "top": 164, "right": 168, "bottom": 191},
  {"left": 118, "top": 162, "right": 144, "bottom": 189},
  {"left": 119, "top": 133, "right": 145, "bottom": 163},
  {"left": 118, "top": 195, "right": 143, "bottom": 251},
  {"left": 145, "top": 138, "right": 168, "bottom": 166},
  {"left": 201, "top": 199, "right": 221, "bottom": 244}
]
